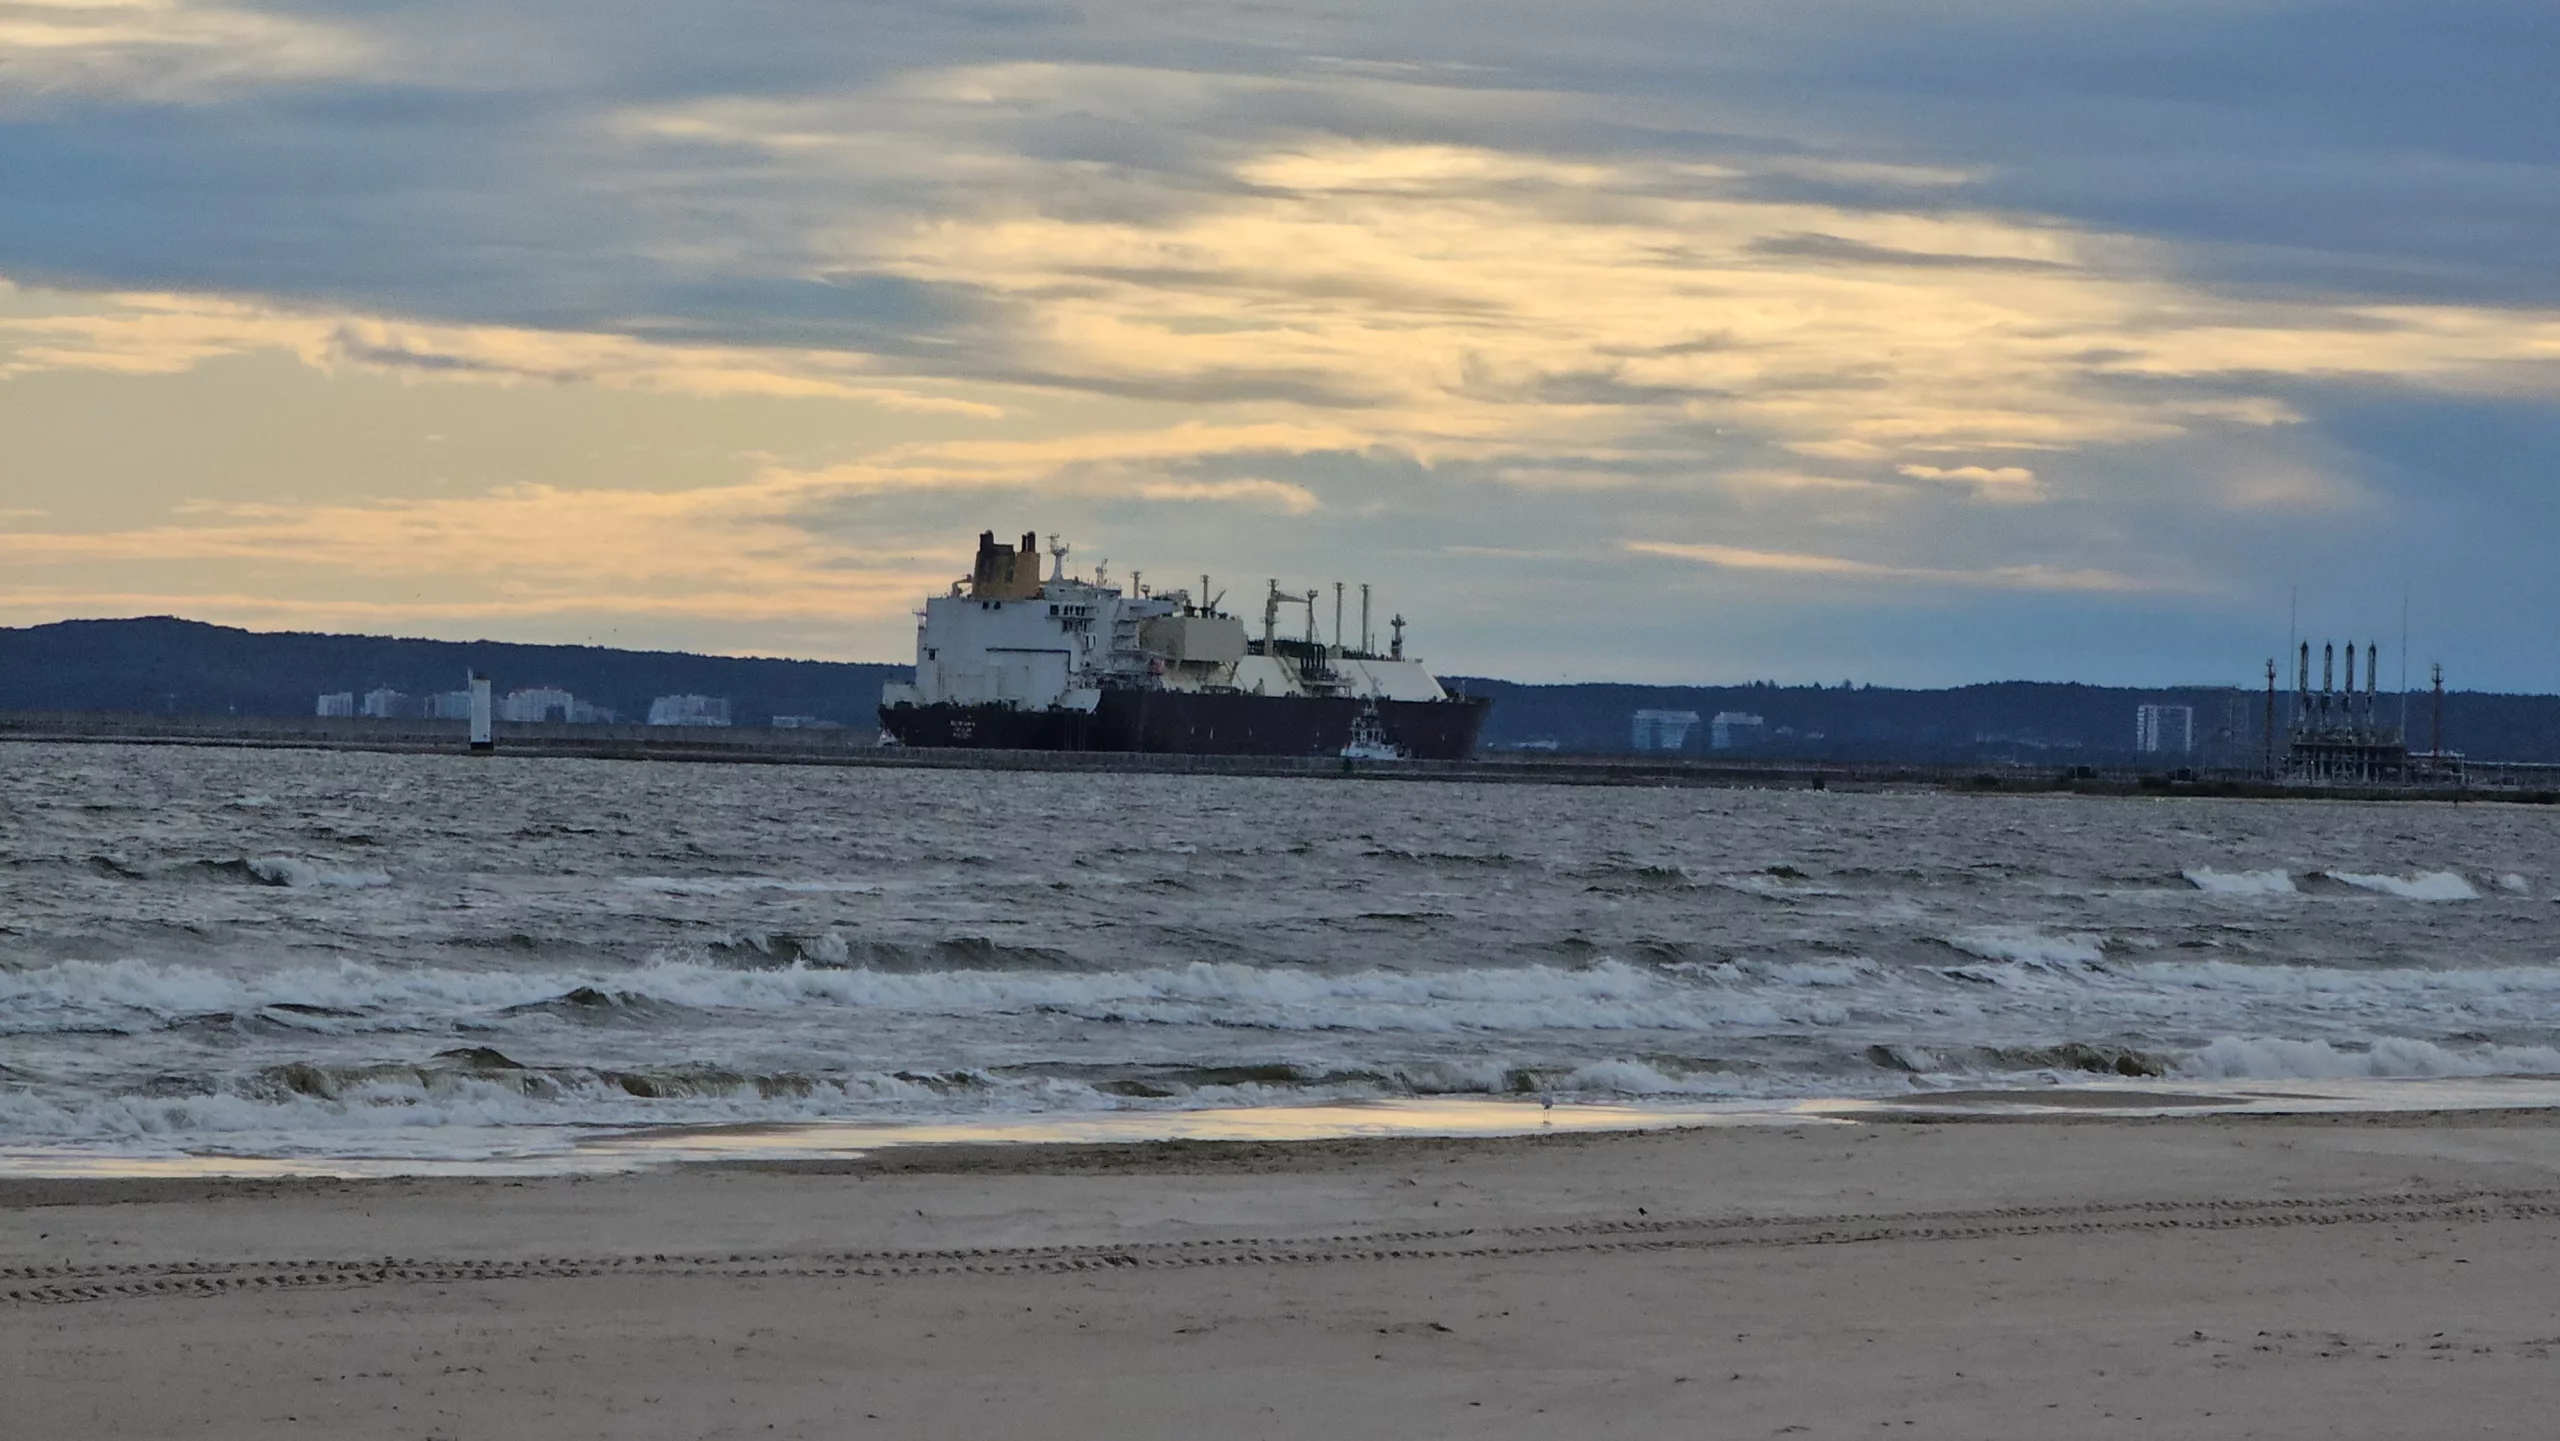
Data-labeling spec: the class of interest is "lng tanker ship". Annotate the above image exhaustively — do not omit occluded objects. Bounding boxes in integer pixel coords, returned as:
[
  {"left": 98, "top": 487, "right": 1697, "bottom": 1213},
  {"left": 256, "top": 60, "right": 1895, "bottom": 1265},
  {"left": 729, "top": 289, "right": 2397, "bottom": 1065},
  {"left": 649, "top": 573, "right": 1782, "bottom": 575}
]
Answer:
[{"left": 878, "top": 530, "right": 1491, "bottom": 758}]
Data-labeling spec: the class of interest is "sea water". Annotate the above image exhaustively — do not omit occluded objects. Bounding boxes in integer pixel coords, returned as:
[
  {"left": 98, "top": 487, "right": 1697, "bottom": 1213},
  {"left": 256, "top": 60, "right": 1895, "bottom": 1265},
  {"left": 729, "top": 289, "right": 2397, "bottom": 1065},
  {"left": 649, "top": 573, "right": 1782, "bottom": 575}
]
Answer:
[{"left": 3, "top": 741, "right": 2557, "bottom": 1168}]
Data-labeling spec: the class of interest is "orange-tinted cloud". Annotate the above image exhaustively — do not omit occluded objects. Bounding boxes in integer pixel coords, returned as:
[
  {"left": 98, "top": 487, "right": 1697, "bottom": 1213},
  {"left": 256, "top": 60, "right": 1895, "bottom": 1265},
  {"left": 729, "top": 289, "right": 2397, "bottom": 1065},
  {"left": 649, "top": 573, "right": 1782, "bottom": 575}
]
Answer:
[{"left": 1627, "top": 540, "right": 2174, "bottom": 594}]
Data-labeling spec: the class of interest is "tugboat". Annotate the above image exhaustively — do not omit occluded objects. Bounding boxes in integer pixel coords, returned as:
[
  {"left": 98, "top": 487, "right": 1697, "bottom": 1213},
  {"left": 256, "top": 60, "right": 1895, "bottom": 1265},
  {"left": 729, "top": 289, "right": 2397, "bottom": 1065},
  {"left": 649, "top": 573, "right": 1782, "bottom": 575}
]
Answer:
[
  {"left": 1339, "top": 700, "right": 1409, "bottom": 761},
  {"left": 878, "top": 529, "right": 1490, "bottom": 758}
]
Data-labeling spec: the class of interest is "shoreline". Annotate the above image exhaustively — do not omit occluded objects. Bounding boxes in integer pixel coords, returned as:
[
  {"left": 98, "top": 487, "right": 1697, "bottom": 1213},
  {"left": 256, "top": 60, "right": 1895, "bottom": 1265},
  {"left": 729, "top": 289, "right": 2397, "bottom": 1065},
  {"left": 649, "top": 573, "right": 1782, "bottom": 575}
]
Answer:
[
  {"left": 9, "top": 1098, "right": 2560, "bottom": 1205},
  {"left": 13, "top": 1076, "right": 2560, "bottom": 1186}
]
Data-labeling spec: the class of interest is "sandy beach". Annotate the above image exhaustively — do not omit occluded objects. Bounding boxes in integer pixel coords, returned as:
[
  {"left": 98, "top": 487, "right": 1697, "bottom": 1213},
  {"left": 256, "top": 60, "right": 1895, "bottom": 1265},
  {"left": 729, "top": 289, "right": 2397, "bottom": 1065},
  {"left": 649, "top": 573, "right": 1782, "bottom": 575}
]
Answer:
[{"left": 10, "top": 1111, "right": 2560, "bottom": 1438}]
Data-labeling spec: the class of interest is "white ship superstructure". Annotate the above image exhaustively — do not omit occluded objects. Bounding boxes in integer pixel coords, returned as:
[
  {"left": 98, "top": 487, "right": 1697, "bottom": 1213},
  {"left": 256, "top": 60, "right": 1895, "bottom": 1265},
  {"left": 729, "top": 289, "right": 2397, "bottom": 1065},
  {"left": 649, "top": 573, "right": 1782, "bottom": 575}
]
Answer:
[{"left": 881, "top": 532, "right": 1451, "bottom": 714}]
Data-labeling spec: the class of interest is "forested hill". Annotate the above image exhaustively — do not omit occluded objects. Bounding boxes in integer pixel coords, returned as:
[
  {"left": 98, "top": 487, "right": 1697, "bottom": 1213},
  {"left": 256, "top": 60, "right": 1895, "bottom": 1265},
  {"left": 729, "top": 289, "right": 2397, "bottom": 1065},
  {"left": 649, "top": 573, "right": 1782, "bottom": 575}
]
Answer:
[{"left": 0, "top": 618, "right": 900, "bottom": 729}]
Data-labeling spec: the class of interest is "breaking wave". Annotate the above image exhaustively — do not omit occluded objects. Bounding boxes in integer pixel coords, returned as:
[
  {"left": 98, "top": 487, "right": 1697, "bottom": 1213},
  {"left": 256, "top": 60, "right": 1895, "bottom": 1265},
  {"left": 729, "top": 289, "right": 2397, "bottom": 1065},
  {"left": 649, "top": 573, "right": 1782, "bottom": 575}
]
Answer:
[
  {"left": 2323, "top": 870, "right": 2480, "bottom": 901},
  {"left": 247, "top": 857, "right": 392, "bottom": 889},
  {"left": 2184, "top": 867, "right": 2297, "bottom": 896},
  {"left": 1942, "top": 928, "right": 2108, "bottom": 970},
  {"left": 2179, "top": 1035, "right": 2560, "bottom": 1079}
]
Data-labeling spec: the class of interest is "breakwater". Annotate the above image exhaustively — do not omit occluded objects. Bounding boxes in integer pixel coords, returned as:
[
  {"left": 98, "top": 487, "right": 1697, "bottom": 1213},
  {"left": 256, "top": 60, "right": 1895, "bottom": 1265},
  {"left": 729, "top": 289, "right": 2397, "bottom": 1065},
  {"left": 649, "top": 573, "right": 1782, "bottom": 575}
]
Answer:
[{"left": 0, "top": 709, "right": 2541, "bottom": 800}]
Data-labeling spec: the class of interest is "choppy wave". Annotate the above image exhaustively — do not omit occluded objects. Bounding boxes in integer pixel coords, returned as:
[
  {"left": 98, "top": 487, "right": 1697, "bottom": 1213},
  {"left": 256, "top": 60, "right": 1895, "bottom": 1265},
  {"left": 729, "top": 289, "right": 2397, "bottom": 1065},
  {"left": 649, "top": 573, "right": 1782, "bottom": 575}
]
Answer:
[
  {"left": 0, "top": 956, "right": 1848, "bottom": 1037},
  {"left": 16, "top": 742, "right": 2560, "bottom": 1163},
  {"left": 17, "top": 948, "right": 2560, "bottom": 1069}
]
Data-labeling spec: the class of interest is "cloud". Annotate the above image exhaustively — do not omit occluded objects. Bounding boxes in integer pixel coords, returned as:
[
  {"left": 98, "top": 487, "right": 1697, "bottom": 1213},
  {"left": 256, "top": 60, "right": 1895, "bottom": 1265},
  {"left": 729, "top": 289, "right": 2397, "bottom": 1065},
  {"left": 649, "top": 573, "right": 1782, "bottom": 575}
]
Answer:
[
  {"left": 760, "top": 423, "right": 1349, "bottom": 516},
  {"left": 672, "top": 69, "right": 2551, "bottom": 451},
  {"left": 1626, "top": 540, "right": 2170, "bottom": 594},
  {"left": 0, "top": 476, "right": 954, "bottom": 624},
  {"left": 0, "top": 287, "right": 1003, "bottom": 412},
  {"left": 0, "top": 418, "right": 1332, "bottom": 630},
  {"left": 0, "top": 0, "right": 373, "bottom": 102},
  {"left": 1895, "top": 463, "right": 2042, "bottom": 501},
  {"left": 3, "top": 9, "right": 2560, "bottom": 681},
  {"left": 12, "top": 55, "right": 2560, "bottom": 486},
  {"left": 1124, "top": 477, "right": 1318, "bottom": 513}
]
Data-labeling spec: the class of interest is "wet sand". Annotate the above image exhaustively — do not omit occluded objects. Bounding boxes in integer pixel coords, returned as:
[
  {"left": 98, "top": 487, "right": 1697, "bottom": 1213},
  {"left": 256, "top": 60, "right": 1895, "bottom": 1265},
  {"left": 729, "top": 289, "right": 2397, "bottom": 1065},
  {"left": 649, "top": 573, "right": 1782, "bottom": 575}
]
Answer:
[{"left": 11, "top": 1113, "right": 2560, "bottom": 1438}]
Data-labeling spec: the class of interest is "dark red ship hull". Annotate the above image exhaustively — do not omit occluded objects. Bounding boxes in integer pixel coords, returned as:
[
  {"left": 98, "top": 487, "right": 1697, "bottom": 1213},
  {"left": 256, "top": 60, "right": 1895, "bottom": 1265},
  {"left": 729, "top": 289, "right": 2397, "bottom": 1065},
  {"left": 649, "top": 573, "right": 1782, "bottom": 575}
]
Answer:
[{"left": 880, "top": 691, "right": 1490, "bottom": 759}]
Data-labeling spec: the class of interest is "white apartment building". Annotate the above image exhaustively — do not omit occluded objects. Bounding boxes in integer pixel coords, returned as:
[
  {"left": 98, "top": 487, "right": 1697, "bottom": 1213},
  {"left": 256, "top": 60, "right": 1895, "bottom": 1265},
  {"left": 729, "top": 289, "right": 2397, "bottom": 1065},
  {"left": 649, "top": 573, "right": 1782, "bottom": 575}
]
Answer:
[
  {"left": 1711, "top": 711, "right": 1767, "bottom": 750},
  {"left": 1630, "top": 709, "right": 1701, "bottom": 751},
  {"left": 500, "top": 687, "right": 578, "bottom": 723},
  {"left": 647, "top": 694, "right": 732, "bottom": 727}
]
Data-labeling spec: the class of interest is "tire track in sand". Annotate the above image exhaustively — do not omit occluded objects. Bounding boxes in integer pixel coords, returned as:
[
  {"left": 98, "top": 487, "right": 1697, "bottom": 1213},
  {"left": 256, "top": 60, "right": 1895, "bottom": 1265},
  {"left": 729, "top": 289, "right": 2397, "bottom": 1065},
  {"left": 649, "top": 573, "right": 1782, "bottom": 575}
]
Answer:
[{"left": 7, "top": 1188, "right": 2554, "bottom": 1308}]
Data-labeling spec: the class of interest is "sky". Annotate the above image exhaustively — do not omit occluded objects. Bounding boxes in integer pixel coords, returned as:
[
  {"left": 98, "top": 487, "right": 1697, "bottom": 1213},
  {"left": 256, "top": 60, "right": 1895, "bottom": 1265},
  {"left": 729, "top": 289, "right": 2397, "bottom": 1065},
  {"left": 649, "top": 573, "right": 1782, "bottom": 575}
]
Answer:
[{"left": 1, "top": 0, "right": 2554, "bottom": 686}]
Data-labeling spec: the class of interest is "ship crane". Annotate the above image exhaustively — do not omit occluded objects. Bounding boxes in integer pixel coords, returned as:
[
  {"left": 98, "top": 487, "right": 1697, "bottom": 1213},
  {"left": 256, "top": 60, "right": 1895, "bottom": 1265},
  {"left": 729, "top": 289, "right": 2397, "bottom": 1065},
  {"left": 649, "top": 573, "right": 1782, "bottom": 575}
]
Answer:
[{"left": 1262, "top": 578, "right": 1318, "bottom": 651}]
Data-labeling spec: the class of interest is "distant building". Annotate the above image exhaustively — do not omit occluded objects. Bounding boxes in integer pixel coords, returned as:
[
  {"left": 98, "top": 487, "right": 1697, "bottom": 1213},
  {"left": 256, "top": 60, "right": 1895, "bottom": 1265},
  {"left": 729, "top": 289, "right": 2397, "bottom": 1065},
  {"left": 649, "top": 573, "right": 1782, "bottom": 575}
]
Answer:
[
  {"left": 359, "top": 687, "right": 411, "bottom": 719},
  {"left": 768, "top": 714, "right": 841, "bottom": 730},
  {"left": 423, "top": 691, "right": 475, "bottom": 720},
  {"left": 1630, "top": 709, "right": 1701, "bottom": 751},
  {"left": 500, "top": 686, "right": 578, "bottom": 723},
  {"left": 2136, "top": 703, "right": 2195, "bottom": 755},
  {"left": 315, "top": 691, "right": 355, "bottom": 717},
  {"left": 648, "top": 694, "right": 732, "bottom": 727},
  {"left": 1710, "top": 711, "right": 1767, "bottom": 751}
]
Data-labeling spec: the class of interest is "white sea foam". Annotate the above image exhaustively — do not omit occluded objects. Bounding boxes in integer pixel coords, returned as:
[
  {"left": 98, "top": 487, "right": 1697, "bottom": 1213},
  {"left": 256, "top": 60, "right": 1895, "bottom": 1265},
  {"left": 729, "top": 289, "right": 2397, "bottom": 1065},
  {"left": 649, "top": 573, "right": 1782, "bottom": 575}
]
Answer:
[
  {"left": 614, "top": 876, "right": 883, "bottom": 896},
  {"left": 2324, "top": 870, "right": 2479, "bottom": 901},
  {"left": 1721, "top": 957, "right": 1879, "bottom": 988},
  {"left": 0, "top": 1071, "right": 1111, "bottom": 1151},
  {"left": 249, "top": 857, "right": 393, "bottom": 889},
  {"left": 2183, "top": 867, "right": 2296, "bottom": 896},
  {"left": 1716, "top": 872, "right": 1845, "bottom": 900}
]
